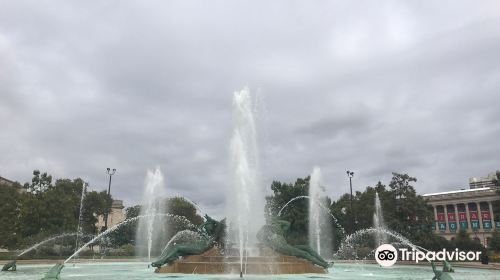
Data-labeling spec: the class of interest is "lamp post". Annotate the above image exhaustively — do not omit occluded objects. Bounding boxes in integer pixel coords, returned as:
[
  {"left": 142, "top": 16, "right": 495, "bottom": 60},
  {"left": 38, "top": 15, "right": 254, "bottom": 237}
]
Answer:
[
  {"left": 103, "top": 168, "right": 116, "bottom": 230},
  {"left": 347, "top": 170, "right": 355, "bottom": 233}
]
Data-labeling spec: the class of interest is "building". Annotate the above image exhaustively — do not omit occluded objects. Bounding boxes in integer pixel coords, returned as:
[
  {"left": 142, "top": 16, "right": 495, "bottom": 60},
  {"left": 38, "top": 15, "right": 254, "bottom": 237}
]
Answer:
[
  {"left": 469, "top": 172, "right": 498, "bottom": 189},
  {"left": 0, "top": 175, "right": 25, "bottom": 193},
  {"left": 424, "top": 187, "right": 500, "bottom": 247},
  {"left": 96, "top": 200, "right": 126, "bottom": 230}
]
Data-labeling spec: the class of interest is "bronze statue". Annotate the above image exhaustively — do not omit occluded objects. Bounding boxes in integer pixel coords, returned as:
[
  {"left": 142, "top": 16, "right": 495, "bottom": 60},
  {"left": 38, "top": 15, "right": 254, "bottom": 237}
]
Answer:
[
  {"left": 151, "top": 214, "right": 226, "bottom": 268},
  {"left": 1, "top": 260, "right": 16, "bottom": 271},
  {"left": 431, "top": 261, "right": 454, "bottom": 280},
  {"left": 257, "top": 218, "right": 331, "bottom": 268},
  {"left": 41, "top": 263, "right": 64, "bottom": 280}
]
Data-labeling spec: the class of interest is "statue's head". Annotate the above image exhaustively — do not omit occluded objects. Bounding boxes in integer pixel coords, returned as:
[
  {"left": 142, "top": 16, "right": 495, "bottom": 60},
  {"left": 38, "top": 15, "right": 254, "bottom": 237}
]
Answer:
[
  {"left": 200, "top": 215, "right": 226, "bottom": 238},
  {"left": 268, "top": 217, "right": 291, "bottom": 233}
]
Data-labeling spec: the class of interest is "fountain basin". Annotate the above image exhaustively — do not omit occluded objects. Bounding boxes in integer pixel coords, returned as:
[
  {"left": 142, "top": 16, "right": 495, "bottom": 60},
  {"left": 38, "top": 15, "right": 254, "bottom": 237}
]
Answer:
[{"left": 2, "top": 262, "right": 499, "bottom": 280}]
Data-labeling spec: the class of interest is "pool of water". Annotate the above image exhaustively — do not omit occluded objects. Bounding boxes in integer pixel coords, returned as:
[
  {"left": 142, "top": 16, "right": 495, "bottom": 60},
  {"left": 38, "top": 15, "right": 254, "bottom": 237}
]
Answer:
[{"left": 1, "top": 262, "right": 498, "bottom": 280}]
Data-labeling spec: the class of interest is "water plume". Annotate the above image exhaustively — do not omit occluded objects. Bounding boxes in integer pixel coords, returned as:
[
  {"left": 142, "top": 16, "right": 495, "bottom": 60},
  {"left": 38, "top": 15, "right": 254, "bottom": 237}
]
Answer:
[
  {"left": 227, "top": 88, "right": 264, "bottom": 274},
  {"left": 135, "top": 168, "right": 167, "bottom": 261}
]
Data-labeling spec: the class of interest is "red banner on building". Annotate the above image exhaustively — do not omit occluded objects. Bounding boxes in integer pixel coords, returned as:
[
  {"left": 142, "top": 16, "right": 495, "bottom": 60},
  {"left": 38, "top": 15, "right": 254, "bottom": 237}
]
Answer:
[
  {"left": 458, "top": 212, "right": 467, "bottom": 221},
  {"left": 447, "top": 213, "right": 456, "bottom": 222},
  {"left": 481, "top": 211, "right": 491, "bottom": 220},
  {"left": 437, "top": 213, "right": 445, "bottom": 221},
  {"left": 469, "top": 211, "right": 479, "bottom": 220}
]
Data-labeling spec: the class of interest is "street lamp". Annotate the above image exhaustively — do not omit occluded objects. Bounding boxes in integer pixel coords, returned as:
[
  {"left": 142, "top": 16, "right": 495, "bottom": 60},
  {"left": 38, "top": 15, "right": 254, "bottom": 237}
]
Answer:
[
  {"left": 347, "top": 170, "right": 355, "bottom": 232},
  {"left": 103, "top": 168, "right": 116, "bottom": 229}
]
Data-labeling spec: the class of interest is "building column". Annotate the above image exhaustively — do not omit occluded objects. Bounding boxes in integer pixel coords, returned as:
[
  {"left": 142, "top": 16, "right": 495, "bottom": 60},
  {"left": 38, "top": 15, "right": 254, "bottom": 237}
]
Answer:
[
  {"left": 476, "top": 202, "right": 483, "bottom": 230},
  {"left": 465, "top": 202, "right": 471, "bottom": 233},
  {"left": 444, "top": 205, "right": 450, "bottom": 233},
  {"left": 453, "top": 204, "right": 459, "bottom": 231},
  {"left": 433, "top": 205, "right": 438, "bottom": 232},
  {"left": 488, "top": 201, "right": 495, "bottom": 226}
]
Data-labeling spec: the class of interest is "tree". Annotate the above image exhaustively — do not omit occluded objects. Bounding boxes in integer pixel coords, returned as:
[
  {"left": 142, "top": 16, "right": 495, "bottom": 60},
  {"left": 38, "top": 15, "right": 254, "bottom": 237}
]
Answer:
[
  {"left": 492, "top": 171, "right": 500, "bottom": 187},
  {"left": 389, "top": 172, "right": 417, "bottom": 199},
  {"left": 492, "top": 171, "right": 500, "bottom": 222},
  {"left": 452, "top": 230, "right": 484, "bottom": 251},
  {"left": 330, "top": 192, "right": 357, "bottom": 249},
  {"left": 0, "top": 183, "right": 21, "bottom": 249},
  {"left": 385, "top": 173, "right": 433, "bottom": 242},
  {"left": 81, "top": 191, "right": 112, "bottom": 235},
  {"left": 265, "top": 177, "right": 310, "bottom": 245},
  {"left": 166, "top": 197, "right": 203, "bottom": 226},
  {"left": 23, "top": 170, "right": 52, "bottom": 194},
  {"left": 489, "top": 230, "right": 500, "bottom": 252},
  {"left": 109, "top": 205, "right": 140, "bottom": 247},
  {"left": 41, "top": 178, "right": 83, "bottom": 233}
]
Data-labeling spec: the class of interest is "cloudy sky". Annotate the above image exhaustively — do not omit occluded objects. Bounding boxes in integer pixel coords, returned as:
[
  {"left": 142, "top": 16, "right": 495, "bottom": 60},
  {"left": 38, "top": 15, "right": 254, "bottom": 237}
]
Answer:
[{"left": 1, "top": 1, "right": 499, "bottom": 217}]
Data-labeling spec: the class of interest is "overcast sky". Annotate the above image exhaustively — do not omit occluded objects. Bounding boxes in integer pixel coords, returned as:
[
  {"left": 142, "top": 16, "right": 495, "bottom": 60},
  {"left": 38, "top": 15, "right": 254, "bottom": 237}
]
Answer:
[{"left": 1, "top": 1, "right": 499, "bottom": 218}]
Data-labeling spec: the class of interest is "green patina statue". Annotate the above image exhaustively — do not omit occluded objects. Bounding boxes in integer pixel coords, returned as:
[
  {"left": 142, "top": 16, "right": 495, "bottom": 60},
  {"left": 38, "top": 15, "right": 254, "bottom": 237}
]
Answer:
[
  {"left": 257, "top": 218, "right": 331, "bottom": 268},
  {"left": 151, "top": 214, "right": 226, "bottom": 268},
  {"left": 41, "top": 263, "right": 64, "bottom": 280},
  {"left": 431, "top": 261, "right": 454, "bottom": 280},
  {"left": 1, "top": 260, "right": 17, "bottom": 271}
]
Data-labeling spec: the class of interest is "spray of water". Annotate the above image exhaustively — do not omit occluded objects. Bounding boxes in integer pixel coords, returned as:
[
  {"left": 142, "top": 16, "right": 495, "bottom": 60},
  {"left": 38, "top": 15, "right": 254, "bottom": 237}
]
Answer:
[
  {"left": 278, "top": 195, "right": 345, "bottom": 237},
  {"left": 136, "top": 167, "right": 166, "bottom": 261},
  {"left": 308, "top": 167, "right": 331, "bottom": 256},
  {"left": 18, "top": 233, "right": 79, "bottom": 258},
  {"left": 167, "top": 196, "right": 204, "bottom": 214},
  {"left": 73, "top": 182, "right": 87, "bottom": 262},
  {"left": 373, "top": 192, "right": 388, "bottom": 246},
  {"left": 66, "top": 213, "right": 195, "bottom": 264},
  {"left": 227, "top": 88, "right": 264, "bottom": 274},
  {"left": 334, "top": 227, "right": 429, "bottom": 259}
]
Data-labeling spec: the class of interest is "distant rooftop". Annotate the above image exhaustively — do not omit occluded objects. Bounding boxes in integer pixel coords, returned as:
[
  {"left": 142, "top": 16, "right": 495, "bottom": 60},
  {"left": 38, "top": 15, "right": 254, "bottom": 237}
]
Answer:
[
  {"left": 469, "top": 171, "right": 498, "bottom": 189},
  {"left": 0, "top": 175, "right": 25, "bottom": 193},
  {"left": 0, "top": 175, "right": 16, "bottom": 186},
  {"left": 423, "top": 187, "right": 492, "bottom": 197}
]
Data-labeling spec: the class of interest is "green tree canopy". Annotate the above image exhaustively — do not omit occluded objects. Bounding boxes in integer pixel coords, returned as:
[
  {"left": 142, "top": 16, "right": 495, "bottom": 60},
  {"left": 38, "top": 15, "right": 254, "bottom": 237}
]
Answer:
[{"left": 0, "top": 183, "right": 21, "bottom": 249}]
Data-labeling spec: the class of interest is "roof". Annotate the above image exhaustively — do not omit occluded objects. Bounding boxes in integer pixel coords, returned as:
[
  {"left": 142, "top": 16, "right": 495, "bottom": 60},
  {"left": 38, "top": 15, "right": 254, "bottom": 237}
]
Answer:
[
  {"left": 422, "top": 187, "right": 492, "bottom": 197},
  {"left": 0, "top": 175, "right": 16, "bottom": 185}
]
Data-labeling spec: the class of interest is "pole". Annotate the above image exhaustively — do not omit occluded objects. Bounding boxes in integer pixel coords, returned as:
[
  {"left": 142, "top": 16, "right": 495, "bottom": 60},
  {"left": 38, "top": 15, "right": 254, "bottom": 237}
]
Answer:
[
  {"left": 104, "top": 174, "right": 112, "bottom": 229},
  {"left": 103, "top": 168, "right": 116, "bottom": 230},
  {"left": 347, "top": 170, "right": 355, "bottom": 233}
]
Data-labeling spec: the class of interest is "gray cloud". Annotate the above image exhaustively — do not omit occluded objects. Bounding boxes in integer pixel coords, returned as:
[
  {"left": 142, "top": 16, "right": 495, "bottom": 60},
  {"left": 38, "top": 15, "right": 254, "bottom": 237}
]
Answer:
[{"left": 1, "top": 1, "right": 500, "bottom": 218}]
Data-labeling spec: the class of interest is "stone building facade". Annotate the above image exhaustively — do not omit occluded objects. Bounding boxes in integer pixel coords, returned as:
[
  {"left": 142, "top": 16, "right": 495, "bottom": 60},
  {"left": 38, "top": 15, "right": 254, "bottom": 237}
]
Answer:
[
  {"left": 96, "top": 200, "right": 126, "bottom": 230},
  {"left": 423, "top": 187, "right": 500, "bottom": 247}
]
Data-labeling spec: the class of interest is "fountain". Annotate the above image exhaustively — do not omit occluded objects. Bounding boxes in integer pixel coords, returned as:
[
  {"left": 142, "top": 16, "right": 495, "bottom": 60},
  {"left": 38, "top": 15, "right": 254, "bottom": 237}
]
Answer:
[
  {"left": 334, "top": 226, "right": 429, "bottom": 260},
  {"left": 278, "top": 195, "right": 346, "bottom": 237},
  {"left": 152, "top": 215, "right": 329, "bottom": 274},
  {"left": 29, "top": 213, "right": 197, "bottom": 278},
  {"left": 308, "top": 167, "right": 333, "bottom": 258},
  {"left": 227, "top": 88, "right": 265, "bottom": 274},
  {"left": 6, "top": 92, "right": 485, "bottom": 280},
  {"left": 136, "top": 167, "right": 167, "bottom": 261},
  {"left": 2, "top": 232, "right": 87, "bottom": 271},
  {"left": 373, "top": 192, "right": 388, "bottom": 246},
  {"left": 73, "top": 181, "right": 87, "bottom": 263}
]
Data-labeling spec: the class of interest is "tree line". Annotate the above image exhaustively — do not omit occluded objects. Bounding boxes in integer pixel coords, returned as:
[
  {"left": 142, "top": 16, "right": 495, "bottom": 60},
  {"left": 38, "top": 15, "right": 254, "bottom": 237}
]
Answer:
[
  {"left": 0, "top": 170, "right": 112, "bottom": 250},
  {"left": 265, "top": 172, "right": 500, "bottom": 255},
  {"left": 1, "top": 169, "right": 499, "bottom": 256}
]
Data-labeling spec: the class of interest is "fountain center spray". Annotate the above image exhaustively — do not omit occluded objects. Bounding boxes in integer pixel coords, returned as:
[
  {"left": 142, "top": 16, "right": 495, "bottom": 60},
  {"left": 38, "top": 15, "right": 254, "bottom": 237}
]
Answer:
[
  {"left": 308, "top": 167, "right": 322, "bottom": 255},
  {"left": 73, "top": 182, "right": 87, "bottom": 263},
  {"left": 136, "top": 168, "right": 166, "bottom": 261},
  {"left": 308, "top": 167, "right": 334, "bottom": 258},
  {"left": 373, "top": 192, "right": 388, "bottom": 246},
  {"left": 227, "top": 88, "right": 264, "bottom": 275}
]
